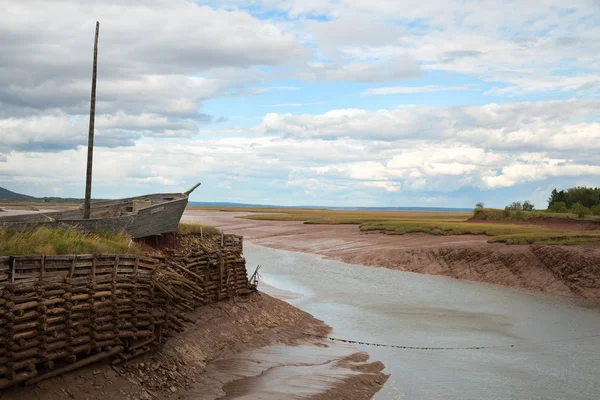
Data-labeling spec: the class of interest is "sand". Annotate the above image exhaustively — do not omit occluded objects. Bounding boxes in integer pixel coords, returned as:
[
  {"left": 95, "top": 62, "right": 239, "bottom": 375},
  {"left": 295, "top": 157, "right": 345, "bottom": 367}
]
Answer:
[{"left": 183, "top": 210, "right": 600, "bottom": 300}]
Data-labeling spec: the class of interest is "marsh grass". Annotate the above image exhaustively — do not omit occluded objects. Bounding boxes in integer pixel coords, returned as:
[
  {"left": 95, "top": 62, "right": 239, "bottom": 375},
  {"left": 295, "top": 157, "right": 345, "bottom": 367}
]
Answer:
[
  {"left": 475, "top": 208, "right": 600, "bottom": 221},
  {"left": 359, "top": 220, "right": 544, "bottom": 236},
  {"left": 177, "top": 222, "right": 221, "bottom": 236},
  {"left": 194, "top": 206, "right": 600, "bottom": 245},
  {"left": 0, "top": 226, "right": 139, "bottom": 256},
  {"left": 489, "top": 232, "right": 600, "bottom": 245}
]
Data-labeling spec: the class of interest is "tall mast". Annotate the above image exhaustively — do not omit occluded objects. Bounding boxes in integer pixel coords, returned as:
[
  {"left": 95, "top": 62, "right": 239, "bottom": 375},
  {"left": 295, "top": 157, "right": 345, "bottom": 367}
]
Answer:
[{"left": 84, "top": 21, "right": 99, "bottom": 219}]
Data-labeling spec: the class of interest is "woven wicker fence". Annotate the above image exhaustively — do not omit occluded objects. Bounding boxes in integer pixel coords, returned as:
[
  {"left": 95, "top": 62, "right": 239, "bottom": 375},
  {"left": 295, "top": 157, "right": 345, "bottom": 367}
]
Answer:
[{"left": 0, "top": 234, "right": 249, "bottom": 389}]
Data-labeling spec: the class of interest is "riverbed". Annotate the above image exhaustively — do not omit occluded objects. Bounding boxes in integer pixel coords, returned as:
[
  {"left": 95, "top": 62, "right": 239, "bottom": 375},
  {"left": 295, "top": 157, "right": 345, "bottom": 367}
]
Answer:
[{"left": 244, "top": 243, "right": 600, "bottom": 400}]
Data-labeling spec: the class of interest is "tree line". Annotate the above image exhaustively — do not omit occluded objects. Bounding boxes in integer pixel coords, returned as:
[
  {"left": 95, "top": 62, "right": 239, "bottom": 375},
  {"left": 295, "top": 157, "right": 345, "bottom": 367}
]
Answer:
[
  {"left": 474, "top": 186, "right": 600, "bottom": 218},
  {"left": 547, "top": 186, "right": 600, "bottom": 216}
]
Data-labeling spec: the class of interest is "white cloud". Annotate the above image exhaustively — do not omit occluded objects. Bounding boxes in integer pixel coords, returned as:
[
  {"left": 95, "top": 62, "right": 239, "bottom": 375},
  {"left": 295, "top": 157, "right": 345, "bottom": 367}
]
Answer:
[
  {"left": 300, "top": 56, "right": 420, "bottom": 82},
  {"left": 257, "top": 99, "right": 600, "bottom": 149},
  {"left": 0, "top": 0, "right": 307, "bottom": 153},
  {"left": 363, "top": 85, "right": 477, "bottom": 95}
]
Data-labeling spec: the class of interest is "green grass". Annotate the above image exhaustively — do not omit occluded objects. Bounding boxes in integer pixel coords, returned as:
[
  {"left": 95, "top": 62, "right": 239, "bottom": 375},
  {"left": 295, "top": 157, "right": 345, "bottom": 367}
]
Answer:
[
  {"left": 359, "top": 220, "right": 546, "bottom": 236},
  {"left": 0, "top": 227, "right": 139, "bottom": 256},
  {"left": 474, "top": 208, "right": 600, "bottom": 221},
  {"left": 489, "top": 232, "right": 600, "bottom": 245},
  {"left": 177, "top": 222, "right": 221, "bottom": 236},
  {"left": 191, "top": 206, "right": 600, "bottom": 246}
]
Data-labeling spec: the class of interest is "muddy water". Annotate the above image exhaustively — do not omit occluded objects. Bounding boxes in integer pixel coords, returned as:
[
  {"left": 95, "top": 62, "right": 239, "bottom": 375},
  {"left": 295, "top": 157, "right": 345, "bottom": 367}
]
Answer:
[{"left": 245, "top": 243, "right": 600, "bottom": 400}]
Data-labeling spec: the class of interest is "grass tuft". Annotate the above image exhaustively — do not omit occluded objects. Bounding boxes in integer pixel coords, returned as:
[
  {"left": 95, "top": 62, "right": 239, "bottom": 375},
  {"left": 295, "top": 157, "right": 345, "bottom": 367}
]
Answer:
[
  {"left": 177, "top": 223, "right": 221, "bottom": 236},
  {"left": 489, "top": 232, "right": 600, "bottom": 245},
  {"left": 0, "top": 226, "right": 139, "bottom": 256}
]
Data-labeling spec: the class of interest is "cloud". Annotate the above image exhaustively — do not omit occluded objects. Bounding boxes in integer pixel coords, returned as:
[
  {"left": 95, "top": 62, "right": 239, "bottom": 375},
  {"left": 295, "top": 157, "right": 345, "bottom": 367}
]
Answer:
[
  {"left": 305, "top": 16, "right": 407, "bottom": 58},
  {"left": 0, "top": 0, "right": 307, "bottom": 153},
  {"left": 251, "top": 0, "right": 600, "bottom": 93},
  {"left": 257, "top": 99, "right": 600, "bottom": 149},
  {"left": 301, "top": 56, "right": 420, "bottom": 82},
  {"left": 2, "top": 0, "right": 599, "bottom": 206},
  {"left": 0, "top": 111, "right": 202, "bottom": 153},
  {"left": 362, "top": 85, "right": 477, "bottom": 95}
]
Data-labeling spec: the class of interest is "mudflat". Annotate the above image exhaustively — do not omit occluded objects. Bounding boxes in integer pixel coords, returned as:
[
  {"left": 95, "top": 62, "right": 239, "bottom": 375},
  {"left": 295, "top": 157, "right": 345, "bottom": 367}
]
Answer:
[
  {"left": 5, "top": 292, "right": 387, "bottom": 400},
  {"left": 184, "top": 209, "right": 600, "bottom": 300}
]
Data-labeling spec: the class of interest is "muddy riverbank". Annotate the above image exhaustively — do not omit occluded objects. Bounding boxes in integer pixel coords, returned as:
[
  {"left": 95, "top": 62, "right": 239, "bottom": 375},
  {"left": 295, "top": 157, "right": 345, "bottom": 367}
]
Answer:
[
  {"left": 183, "top": 210, "right": 600, "bottom": 300},
  {"left": 5, "top": 292, "right": 387, "bottom": 400}
]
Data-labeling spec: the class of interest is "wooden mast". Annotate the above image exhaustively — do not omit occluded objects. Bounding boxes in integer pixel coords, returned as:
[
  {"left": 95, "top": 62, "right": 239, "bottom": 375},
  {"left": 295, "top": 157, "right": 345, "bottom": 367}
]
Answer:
[{"left": 84, "top": 21, "right": 99, "bottom": 219}]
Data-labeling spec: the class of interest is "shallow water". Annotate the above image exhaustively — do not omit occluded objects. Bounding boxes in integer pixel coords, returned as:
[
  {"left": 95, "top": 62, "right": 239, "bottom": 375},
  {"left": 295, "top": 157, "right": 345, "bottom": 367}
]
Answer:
[
  {"left": 245, "top": 243, "right": 600, "bottom": 400},
  {"left": 184, "top": 343, "right": 364, "bottom": 400}
]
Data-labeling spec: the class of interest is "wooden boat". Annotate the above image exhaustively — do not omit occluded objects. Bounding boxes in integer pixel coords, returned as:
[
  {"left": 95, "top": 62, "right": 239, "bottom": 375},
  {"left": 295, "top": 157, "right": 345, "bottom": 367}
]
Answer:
[
  {"left": 0, "top": 25, "right": 201, "bottom": 239},
  {"left": 0, "top": 183, "right": 200, "bottom": 238}
]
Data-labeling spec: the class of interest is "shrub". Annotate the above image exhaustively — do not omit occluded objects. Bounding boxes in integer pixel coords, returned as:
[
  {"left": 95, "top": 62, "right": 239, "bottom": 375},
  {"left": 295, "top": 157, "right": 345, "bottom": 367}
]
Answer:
[
  {"left": 522, "top": 201, "right": 534, "bottom": 211},
  {"left": 591, "top": 205, "right": 600, "bottom": 216},
  {"left": 514, "top": 209, "right": 522, "bottom": 220},
  {"left": 502, "top": 206, "right": 511, "bottom": 218},
  {"left": 508, "top": 201, "right": 522, "bottom": 211},
  {"left": 548, "top": 201, "right": 568, "bottom": 213},
  {"left": 473, "top": 202, "right": 484, "bottom": 215},
  {"left": 571, "top": 203, "right": 591, "bottom": 218}
]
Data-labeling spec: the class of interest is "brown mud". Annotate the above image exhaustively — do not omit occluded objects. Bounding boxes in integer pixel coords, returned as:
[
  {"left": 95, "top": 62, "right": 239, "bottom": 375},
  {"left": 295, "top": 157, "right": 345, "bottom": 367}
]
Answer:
[
  {"left": 2, "top": 293, "right": 387, "bottom": 400},
  {"left": 184, "top": 210, "right": 600, "bottom": 300}
]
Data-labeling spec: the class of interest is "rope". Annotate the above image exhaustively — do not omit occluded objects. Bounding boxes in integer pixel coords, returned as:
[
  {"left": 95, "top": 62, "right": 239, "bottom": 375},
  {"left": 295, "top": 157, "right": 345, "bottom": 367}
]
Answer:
[{"left": 303, "top": 333, "right": 600, "bottom": 351}]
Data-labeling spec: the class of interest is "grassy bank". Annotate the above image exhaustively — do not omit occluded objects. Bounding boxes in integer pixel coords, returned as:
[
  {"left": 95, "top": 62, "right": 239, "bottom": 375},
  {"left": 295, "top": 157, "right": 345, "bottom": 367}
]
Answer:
[
  {"left": 474, "top": 208, "right": 600, "bottom": 221},
  {"left": 0, "top": 223, "right": 223, "bottom": 256},
  {"left": 193, "top": 207, "right": 600, "bottom": 245},
  {"left": 0, "top": 227, "right": 139, "bottom": 256},
  {"left": 177, "top": 222, "right": 221, "bottom": 236}
]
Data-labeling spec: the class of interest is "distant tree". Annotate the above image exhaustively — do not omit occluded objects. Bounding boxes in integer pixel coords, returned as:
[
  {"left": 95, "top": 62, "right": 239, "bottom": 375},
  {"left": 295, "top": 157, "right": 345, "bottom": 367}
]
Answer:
[
  {"left": 508, "top": 201, "right": 522, "bottom": 211},
  {"left": 548, "top": 187, "right": 600, "bottom": 209},
  {"left": 548, "top": 188, "right": 566, "bottom": 208},
  {"left": 572, "top": 203, "right": 591, "bottom": 218},
  {"left": 473, "top": 202, "right": 484, "bottom": 215},
  {"left": 522, "top": 200, "right": 534, "bottom": 211}
]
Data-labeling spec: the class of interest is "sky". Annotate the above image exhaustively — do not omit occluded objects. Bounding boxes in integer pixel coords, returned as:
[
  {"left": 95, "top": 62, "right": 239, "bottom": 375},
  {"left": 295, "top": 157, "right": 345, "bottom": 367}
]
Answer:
[{"left": 1, "top": 0, "right": 599, "bottom": 208}]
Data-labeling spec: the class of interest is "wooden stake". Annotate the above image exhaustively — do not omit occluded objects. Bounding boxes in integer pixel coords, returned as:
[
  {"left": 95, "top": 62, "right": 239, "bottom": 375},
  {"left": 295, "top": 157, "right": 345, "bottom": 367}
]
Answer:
[{"left": 84, "top": 21, "right": 99, "bottom": 219}]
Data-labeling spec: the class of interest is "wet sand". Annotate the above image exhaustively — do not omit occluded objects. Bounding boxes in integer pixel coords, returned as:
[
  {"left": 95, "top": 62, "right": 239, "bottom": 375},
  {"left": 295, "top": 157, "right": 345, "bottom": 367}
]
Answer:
[
  {"left": 183, "top": 209, "right": 600, "bottom": 300},
  {"left": 8, "top": 292, "right": 387, "bottom": 400}
]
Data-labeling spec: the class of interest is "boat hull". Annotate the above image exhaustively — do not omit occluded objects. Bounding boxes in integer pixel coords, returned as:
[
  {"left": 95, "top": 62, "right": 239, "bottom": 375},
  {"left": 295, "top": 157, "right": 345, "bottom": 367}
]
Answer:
[{"left": 0, "top": 193, "right": 189, "bottom": 238}]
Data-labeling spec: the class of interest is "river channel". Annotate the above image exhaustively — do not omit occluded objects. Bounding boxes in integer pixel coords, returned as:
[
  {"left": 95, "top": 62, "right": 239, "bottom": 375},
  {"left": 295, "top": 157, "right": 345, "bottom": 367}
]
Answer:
[{"left": 244, "top": 243, "right": 600, "bottom": 400}]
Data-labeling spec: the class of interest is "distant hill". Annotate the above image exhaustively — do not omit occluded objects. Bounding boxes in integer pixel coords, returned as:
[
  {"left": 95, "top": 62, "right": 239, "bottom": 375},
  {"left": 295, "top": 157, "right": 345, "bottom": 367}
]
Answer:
[
  {"left": 0, "top": 186, "right": 37, "bottom": 201},
  {"left": 0, "top": 186, "right": 87, "bottom": 203}
]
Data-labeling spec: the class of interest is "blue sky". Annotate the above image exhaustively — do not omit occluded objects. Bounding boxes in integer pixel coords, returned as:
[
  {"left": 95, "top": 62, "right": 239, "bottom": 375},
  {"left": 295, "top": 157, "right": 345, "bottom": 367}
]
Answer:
[{"left": 1, "top": 0, "right": 599, "bottom": 208}]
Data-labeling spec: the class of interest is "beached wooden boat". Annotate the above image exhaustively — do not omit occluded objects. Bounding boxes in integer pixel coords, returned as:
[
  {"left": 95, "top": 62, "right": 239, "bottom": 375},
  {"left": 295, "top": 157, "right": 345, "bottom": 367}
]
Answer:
[
  {"left": 0, "top": 25, "right": 201, "bottom": 239},
  {"left": 0, "top": 183, "right": 200, "bottom": 238}
]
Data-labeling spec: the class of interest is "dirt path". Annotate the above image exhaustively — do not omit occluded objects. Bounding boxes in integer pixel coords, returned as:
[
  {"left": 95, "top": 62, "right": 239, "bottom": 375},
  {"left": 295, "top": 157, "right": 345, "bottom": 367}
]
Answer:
[
  {"left": 184, "top": 210, "right": 600, "bottom": 300},
  {"left": 4, "top": 293, "right": 387, "bottom": 400}
]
